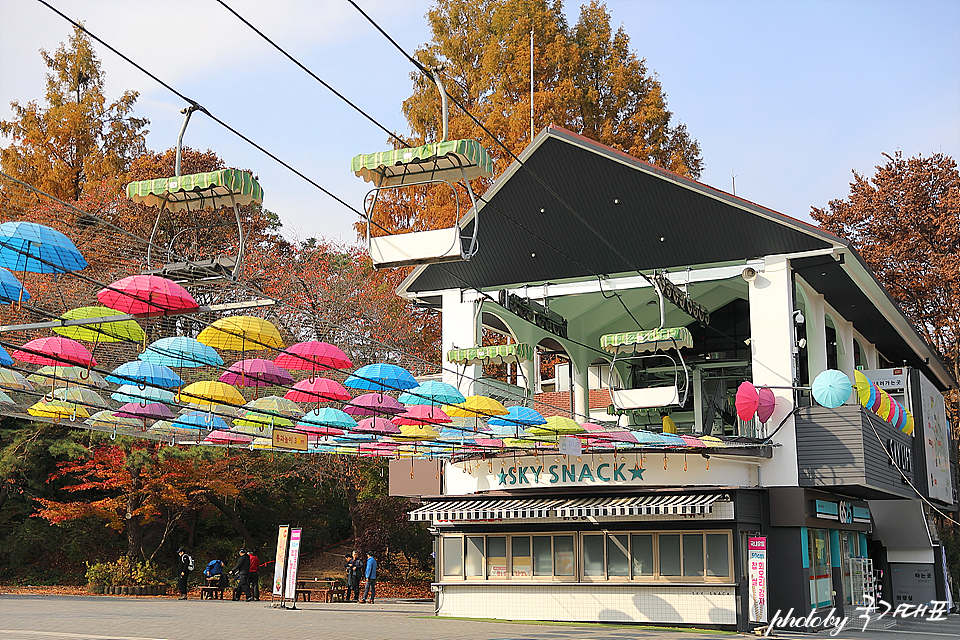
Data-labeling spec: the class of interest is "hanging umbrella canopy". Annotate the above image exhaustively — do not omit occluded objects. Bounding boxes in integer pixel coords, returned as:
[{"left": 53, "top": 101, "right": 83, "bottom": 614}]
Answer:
[
  {"left": 107, "top": 361, "right": 183, "bottom": 388},
  {"left": 344, "top": 393, "right": 405, "bottom": 417},
  {"left": 632, "top": 430, "right": 668, "bottom": 445},
  {"left": 444, "top": 395, "right": 508, "bottom": 418},
  {"left": 244, "top": 395, "right": 302, "bottom": 417},
  {"left": 398, "top": 380, "right": 466, "bottom": 406},
  {"left": 812, "top": 369, "right": 853, "bottom": 409},
  {"left": 148, "top": 420, "right": 197, "bottom": 438},
  {"left": 392, "top": 424, "right": 441, "bottom": 441},
  {"left": 219, "top": 359, "right": 293, "bottom": 388},
  {"left": 0, "top": 368, "right": 33, "bottom": 391},
  {"left": 233, "top": 412, "right": 295, "bottom": 433},
  {"left": 126, "top": 168, "right": 263, "bottom": 211},
  {"left": 53, "top": 386, "right": 107, "bottom": 408},
  {"left": 53, "top": 306, "right": 145, "bottom": 343},
  {"left": 198, "top": 316, "right": 283, "bottom": 351},
  {"left": 853, "top": 371, "right": 873, "bottom": 406},
  {"left": 0, "top": 346, "right": 11, "bottom": 367},
  {"left": 140, "top": 336, "right": 223, "bottom": 368},
  {"left": 658, "top": 433, "right": 687, "bottom": 447},
  {"left": 735, "top": 381, "right": 759, "bottom": 421},
  {"left": 393, "top": 405, "right": 452, "bottom": 426},
  {"left": 179, "top": 381, "right": 246, "bottom": 406},
  {"left": 298, "top": 407, "right": 356, "bottom": 431},
  {"left": 699, "top": 435, "right": 726, "bottom": 448},
  {"left": 876, "top": 390, "right": 893, "bottom": 421},
  {"left": 345, "top": 363, "right": 419, "bottom": 393},
  {"left": 355, "top": 416, "right": 400, "bottom": 435},
  {"left": 0, "top": 221, "right": 87, "bottom": 273},
  {"left": 29, "top": 399, "right": 90, "bottom": 420},
  {"left": 527, "top": 415, "right": 584, "bottom": 436},
  {"left": 757, "top": 387, "right": 777, "bottom": 423},
  {"left": 178, "top": 402, "right": 241, "bottom": 418},
  {"left": 274, "top": 341, "right": 352, "bottom": 371},
  {"left": 12, "top": 337, "right": 96, "bottom": 368},
  {"left": 204, "top": 430, "right": 253, "bottom": 446},
  {"left": 98, "top": 274, "right": 198, "bottom": 315},
  {"left": 173, "top": 411, "right": 229, "bottom": 431},
  {"left": 284, "top": 377, "right": 351, "bottom": 403},
  {"left": 0, "top": 390, "right": 15, "bottom": 404},
  {"left": 0, "top": 268, "right": 29, "bottom": 303},
  {"left": 111, "top": 384, "right": 176, "bottom": 405},
  {"left": 85, "top": 410, "right": 142, "bottom": 430},
  {"left": 28, "top": 365, "right": 108, "bottom": 389},
  {"left": 487, "top": 406, "right": 547, "bottom": 429},
  {"left": 114, "top": 402, "right": 174, "bottom": 420},
  {"left": 680, "top": 435, "right": 706, "bottom": 448}
]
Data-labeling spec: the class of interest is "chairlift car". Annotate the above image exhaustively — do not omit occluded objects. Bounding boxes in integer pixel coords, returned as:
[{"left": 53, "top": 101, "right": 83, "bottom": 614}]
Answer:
[
  {"left": 351, "top": 70, "right": 494, "bottom": 269},
  {"left": 124, "top": 105, "right": 263, "bottom": 283},
  {"left": 600, "top": 327, "right": 693, "bottom": 410}
]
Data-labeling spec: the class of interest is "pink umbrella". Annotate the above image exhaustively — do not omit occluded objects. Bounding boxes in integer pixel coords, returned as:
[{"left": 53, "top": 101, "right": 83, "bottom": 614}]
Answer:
[
  {"left": 343, "top": 393, "right": 405, "bottom": 417},
  {"left": 473, "top": 437, "right": 505, "bottom": 447},
  {"left": 735, "top": 381, "right": 759, "bottom": 421},
  {"left": 359, "top": 442, "right": 399, "bottom": 456},
  {"left": 680, "top": 435, "right": 706, "bottom": 448},
  {"left": 98, "top": 275, "right": 198, "bottom": 315},
  {"left": 757, "top": 387, "right": 777, "bottom": 423},
  {"left": 274, "top": 341, "right": 352, "bottom": 372},
  {"left": 114, "top": 402, "right": 174, "bottom": 420},
  {"left": 284, "top": 378, "right": 351, "bottom": 403},
  {"left": 355, "top": 416, "right": 400, "bottom": 435},
  {"left": 204, "top": 430, "right": 253, "bottom": 445},
  {"left": 219, "top": 359, "right": 294, "bottom": 388},
  {"left": 12, "top": 336, "right": 97, "bottom": 367},
  {"left": 393, "top": 405, "right": 452, "bottom": 426}
]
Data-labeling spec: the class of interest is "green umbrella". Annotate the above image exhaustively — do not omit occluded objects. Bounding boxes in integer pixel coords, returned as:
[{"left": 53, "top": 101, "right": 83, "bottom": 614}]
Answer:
[{"left": 53, "top": 306, "right": 145, "bottom": 343}]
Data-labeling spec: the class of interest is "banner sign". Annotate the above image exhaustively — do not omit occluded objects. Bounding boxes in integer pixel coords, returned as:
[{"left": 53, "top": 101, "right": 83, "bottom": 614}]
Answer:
[
  {"left": 273, "top": 428, "right": 308, "bottom": 451},
  {"left": 918, "top": 373, "right": 953, "bottom": 504},
  {"left": 272, "top": 525, "right": 289, "bottom": 596},
  {"left": 283, "top": 528, "right": 303, "bottom": 600},
  {"left": 749, "top": 537, "right": 767, "bottom": 623},
  {"left": 652, "top": 271, "right": 710, "bottom": 325}
]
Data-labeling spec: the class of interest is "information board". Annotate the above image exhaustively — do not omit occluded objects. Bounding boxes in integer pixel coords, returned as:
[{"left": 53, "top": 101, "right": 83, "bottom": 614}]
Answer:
[
  {"left": 748, "top": 536, "right": 767, "bottom": 623},
  {"left": 283, "top": 527, "right": 303, "bottom": 600}
]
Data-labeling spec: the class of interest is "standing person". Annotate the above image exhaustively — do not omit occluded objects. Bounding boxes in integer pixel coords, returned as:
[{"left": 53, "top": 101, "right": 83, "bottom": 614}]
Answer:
[
  {"left": 360, "top": 551, "right": 377, "bottom": 604},
  {"left": 230, "top": 548, "right": 253, "bottom": 601},
  {"left": 345, "top": 551, "right": 362, "bottom": 602},
  {"left": 247, "top": 549, "right": 260, "bottom": 601},
  {"left": 176, "top": 548, "right": 193, "bottom": 600}
]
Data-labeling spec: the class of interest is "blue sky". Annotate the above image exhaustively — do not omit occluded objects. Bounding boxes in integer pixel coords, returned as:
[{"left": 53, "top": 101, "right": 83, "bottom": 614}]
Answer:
[{"left": 2, "top": 0, "right": 958, "bottom": 246}]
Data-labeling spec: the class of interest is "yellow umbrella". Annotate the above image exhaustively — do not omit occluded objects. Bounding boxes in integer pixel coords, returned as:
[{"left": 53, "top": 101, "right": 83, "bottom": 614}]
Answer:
[
  {"left": 444, "top": 395, "right": 508, "bottom": 418},
  {"left": 249, "top": 437, "right": 274, "bottom": 450},
  {"left": 876, "top": 389, "right": 892, "bottom": 420},
  {"left": 53, "top": 306, "right": 145, "bottom": 343},
  {"left": 854, "top": 371, "right": 872, "bottom": 406},
  {"left": 393, "top": 424, "right": 441, "bottom": 441},
  {"left": 179, "top": 381, "right": 246, "bottom": 406},
  {"left": 28, "top": 399, "right": 90, "bottom": 420},
  {"left": 902, "top": 411, "right": 915, "bottom": 436},
  {"left": 527, "top": 415, "right": 584, "bottom": 436},
  {"left": 197, "top": 316, "right": 283, "bottom": 351}
]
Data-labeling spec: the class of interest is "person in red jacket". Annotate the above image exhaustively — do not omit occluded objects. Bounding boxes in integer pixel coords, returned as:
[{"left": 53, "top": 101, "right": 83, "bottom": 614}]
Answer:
[{"left": 247, "top": 550, "right": 260, "bottom": 601}]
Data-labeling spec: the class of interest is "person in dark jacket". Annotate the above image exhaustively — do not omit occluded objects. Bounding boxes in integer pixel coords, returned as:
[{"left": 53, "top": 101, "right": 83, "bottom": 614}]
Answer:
[
  {"left": 345, "top": 551, "right": 362, "bottom": 602},
  {"left": 230, "top": 548, "right": 253, "bottom": 601},
  {"left": 176, "top": 548, "right": 192, "bottom": 600},
  {"left": 247, "top": 550, "right": 260, "bottom": 601},
  {"left": 360, "top": 552, "right": 377, "bottom": 604}
]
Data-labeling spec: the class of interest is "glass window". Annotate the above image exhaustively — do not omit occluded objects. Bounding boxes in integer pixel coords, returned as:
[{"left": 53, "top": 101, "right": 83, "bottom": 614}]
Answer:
[
  {"left": 583, "top": 534, "right": 605, "bottom": 576},
  {"left": 554, "top": 535, "right": 575, "bottom": 576},
  {"left": 532, "top": 536, "right": 552, "bottom": 576},
  {"left": 706, "top": 534, "right": 729, "bottom": 577},
  {"left": 511, "top": 536, "right": 532, "bottom": 577},
  {"left": 442, "top": 537, "right": 462, "bottom": 577},
  {"left": 659, "top": 534, "right": 681, "bottom": 576},
  {"left": 465, "top": 536, "right": 484, "bottom": 577},
  {"left": 607, "top": 534, "right": 630, "bottom": 577},
  {"left": 487, "top": 536, "right": 507, "bottom": 578},
  {"left": 808, "top": 528, "right": 832, "bottom": 608},
  {"left": 631, "top": 534, "right": 654, "bottom": 576},
  {"left": 683, "top": 533, "right": 704, "bottom": 577}
]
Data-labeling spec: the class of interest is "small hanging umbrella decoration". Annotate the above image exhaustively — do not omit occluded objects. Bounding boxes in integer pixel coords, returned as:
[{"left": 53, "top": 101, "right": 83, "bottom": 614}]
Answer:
[
  {"left": 0, "top": 221, "right": 87, "bottom": 273},
  {"left": 12, "top": 337, "right": 97, "bottom": 368},
  {"left": 0, "top": 346, "right": 11, "bottom": 367},
  {"left": 345, "top": 363, "right": 418, "bottom": 393},
  {"left": 244, "top": 395, "right": 303, "bottom": 417},
  {"left": 757, "top": 387, "right": 777, "bottom": 424},
  {"left": 52, "top": 386, "right": 108, "bottom": 409},
  {"left": 0, "top": 369, "right": 33, "bottom": 391},
  {"left": 29, "top": 399, "right": 90, "bottom": 421},
  {"left": 99, "top": 274, "right": 198, "bottom": 315},
  {"left": 219, "top": 359, "right": 293, "bottom": 398},
  {"left": 274, "top": 341, "right": 352, "bottom": 372},
  {"left": 0, "top": 391, "right": 15, "bottom": 405},
  {"left": 297, "top": 407, "right": 356, "bottom": 435},
  {"left": 811, "top": 370, "right": 853, "bottom": 409},
  {"left": 178, "top": 381, "right": 246, "bottom": 407},
  {"left": 173, "top": 411, "right": 229, "bottom": 431},
  {"left": 204, "top": 430, "right": 253, "bottom": 446},
  {"left": 343, "top": 393, "right": 406, "bottom": 417},
  {"left": 398, "top": 380, "right": 465, "bottom": 406},
  {"left": 111, "top": 384, "right": 176, "bottom": 405},
  {"left": 487, "top": 406, "right": 546, "bottom": 436},
  {"left": 355, "top": 416, "right": 400, "bottom": 435},
  {"left": 53, "top": 306, "right": 145, "bottom": 344},
  {"left": 114, "top": 402, "right": 175, "bottom": 421},
  {"left": 0, "top": 268, "right": 29, "bottom": 304},
  {"left": 106, "top": 361, "right": 183, "bottom": 389},
  {"left": 198, "top": 316, "right": 283, "bottom": 351},
  {"left": 85, "top": 410, "right": 142, "bottom": 431},
  {"left": 28, "top": 366, "right": 108, "bottom": 389},
  {"left": 284, "top": 377, "right": 351, "bottom": 404},
  {"left": 140, "top": 336, "right": 224, "bottom": 368},
  {"left": 734, "top": 382, "right": 759, "bottom": 422}
]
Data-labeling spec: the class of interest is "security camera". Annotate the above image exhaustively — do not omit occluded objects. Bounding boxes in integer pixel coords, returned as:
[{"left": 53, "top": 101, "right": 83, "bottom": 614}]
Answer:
[
  {"left": 797, "top": 338, "right": 807, "bottom": 349},
  {"left": 741, "top": 267, "right": 758, "bottom": 282},
  {"left": 793, "top": 310, "right": 805, "bottom": 325}
]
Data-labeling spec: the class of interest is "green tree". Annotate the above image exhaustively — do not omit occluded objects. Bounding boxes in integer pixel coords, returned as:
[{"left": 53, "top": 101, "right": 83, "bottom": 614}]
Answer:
[{"left": 0, "top": 24, "right": 149, "bottom": 201}]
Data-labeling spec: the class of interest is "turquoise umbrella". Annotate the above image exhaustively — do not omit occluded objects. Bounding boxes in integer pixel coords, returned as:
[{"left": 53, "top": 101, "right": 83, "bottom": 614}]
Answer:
[
  {"left": 106, "top": 361, "right": 183, "bottom": 388},
  {"left": 398, "top": 380, "right": 465, "bottom": 406},
  {"left": 0, "top": 268, "right": 29, "bottom": 303},
  {"left": 111, "top": 384, "right": 176, "bottom": 405},
  {"left": 0, "top": 221, "right": 87, "bottom": 273},
  {"left": 487, "top": 406, "right": 546, "bottom": 435},
  {"left": 298, "top": 407, "right": 357, "bottom": 430},
  {"left": 173, "top": 411, "right": 229, "bottom": 431},
  {"left": 139, "top": 336, "right": 223, "bottom": 368},
  {"left": 812, "top": 369, "right": 853, "bottom": 409}
]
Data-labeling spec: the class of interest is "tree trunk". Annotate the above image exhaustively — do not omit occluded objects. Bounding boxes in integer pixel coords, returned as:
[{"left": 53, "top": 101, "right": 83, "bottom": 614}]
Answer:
[
  {"left": 206, "top": 493, "right": 256, "bottom": 551},
  {"left": 126, "top": 467, "right": 144, "bottom": 564},
  {"left": 343, "top": 481, "right": 362, "bottom": 541}
]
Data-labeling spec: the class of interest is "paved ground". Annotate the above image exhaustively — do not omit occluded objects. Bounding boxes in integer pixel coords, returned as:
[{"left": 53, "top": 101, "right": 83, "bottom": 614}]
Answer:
[{"left": 0, "top": 595, "right": 956, "bottom": 640}]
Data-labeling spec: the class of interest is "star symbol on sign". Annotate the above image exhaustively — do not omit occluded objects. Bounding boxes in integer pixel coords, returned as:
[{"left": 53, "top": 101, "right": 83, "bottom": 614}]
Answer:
[
  {"left": 497, "top": 470, "right": 508, "bottom": 485},
  {"left": 630, "top": 466, "right": 646, "bottom": 481}
]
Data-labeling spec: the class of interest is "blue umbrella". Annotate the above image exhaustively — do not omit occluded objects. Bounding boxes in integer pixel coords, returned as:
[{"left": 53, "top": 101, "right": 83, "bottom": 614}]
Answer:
[
  {"left": 398, "top": 380, "right": 466, "bottom": 406},
  {"left": 298, "top": 407, "right": 357, "bottom": 430},
  {"left": 139, "top": 336, "right": 223, "bottom": 368},
  {"left": 487, "top": 406, "right": 547, "bottom": 435},
  {"left": 345, "top": 363, "right": 418, "bottom": 392},
  {"left": 0, "top": 222, "right": 87, "bottom": 273},
  {"left": 0, "top": 268, "right": 29, "bottom": 303},
  {"left": 106, "top": 361, "right": 183, "bottom": 388},
  {"left": 0, "top": 345, "right": 12, "bottom": 367},
  {"left": 173, "top": 411, "right": 229, "bottom": 431},
  {"left": 111, "top": 384, "right": 176, "bottom": 405},
  {"left": 812, "top": 369, "right": 853, "bottom": 409}
]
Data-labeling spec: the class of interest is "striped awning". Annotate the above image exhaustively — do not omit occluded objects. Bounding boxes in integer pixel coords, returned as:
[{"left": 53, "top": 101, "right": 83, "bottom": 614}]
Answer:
[
  {"left": 352, "top": 139, "right": 494, "bottom": 188},
  {"left": 409, "top": 493, "right": 725, "bottom": 522},
  {"left": 125, "top": 169, "right": 263, "bottom": 212},
  {"left": 600, "top": 327, "right": 693, "bottom": 354},
  {"left": 447, "top": 343, "right": 534, "bottom": 365}
]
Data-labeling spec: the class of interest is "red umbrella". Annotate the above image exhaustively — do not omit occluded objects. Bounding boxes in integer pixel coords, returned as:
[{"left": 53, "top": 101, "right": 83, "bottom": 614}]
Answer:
[
  {"left": 98, "top": 275, "right": 198, "bottom": 315},
  {"left": 284, "top": 378, "right": 351, "bottom": 403},
  {"left": 393, "top": 405, "right": 452, "bottom": 426},
  {"left": 274, "top": 341, "right": 352, "bottom": 372},
  {"left": 757, "top": 387, "right": 777, "bottom": 423},
  {"left": 735, "top": 381, "right": 759, "bottom": 422},
  {"left": 12, "top": 336, "right": 96, "bottom": 367},
  {"left": 343, "top": 393, "right": 405, "bottom": 417},
  {"left": 355, "top": 416, "right": 400, "bottom": 435},
  {"left": 219, "top": 359, "right": 294, "bottom": 388}
]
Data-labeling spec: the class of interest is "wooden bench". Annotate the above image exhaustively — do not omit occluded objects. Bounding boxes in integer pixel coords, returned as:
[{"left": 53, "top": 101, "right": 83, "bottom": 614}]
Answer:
[
  {"left": 199, "top": 586, "right": 225, "bottom": 600},
  {"left": 295, "top": 573, "right": 345, "bottom": 602}
]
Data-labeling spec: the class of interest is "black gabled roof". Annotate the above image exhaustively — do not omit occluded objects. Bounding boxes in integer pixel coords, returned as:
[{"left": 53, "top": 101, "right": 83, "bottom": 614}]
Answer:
[{"left": 403, "top": 126, "right": 838, "bottom": 293}]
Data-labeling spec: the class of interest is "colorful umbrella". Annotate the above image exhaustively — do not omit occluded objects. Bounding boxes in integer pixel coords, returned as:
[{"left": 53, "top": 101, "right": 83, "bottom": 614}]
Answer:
[
  {"left": 344, "top": 393, "right": 405, "bottom": 417},
  {"left": 735, "top": 381, "right": 759, "bottom": 421},
  {"left": 297, "top": 407, "right": 356, "bottom": 432},
  {"left": 392, "top": 424, "right": 441, "bottom": 441},
  {"left": 232, "top": 413, "right": 294, "bottom": 435},
  {"left": 140, "top": 336, "right": 223, "bottom": 368},
  {"left": 111, "top": 384, "right": 176, "bottom": 405},
  {"left": 179, "top": 381, "right": 246, "bottom": 406},
  {"left": 393, "top": 405, "right": 452, "bottom": 426},
  {"left": 355, "top": 416, "right": 400, "bottom": 435},
  {"left": 527, "top": 415, "right": 584, "bottom": 436},
  {"left": 29, "top": 399, "right": 90, "bottom": 420},
  {"left": 114, "top": 402, "right": 174, "bottom": 420},
  {"left": 853, "top": 371, "right": 873, "bottom": 406},
  {"left": 866, "top": 384, "right": 881, "bottom": 412},
  {"left": 0, "top": 221, "right": 87, "bottom": 273},
  {"left": 274, "top": 341, "right": 352, "bottom": 371},
  {"left": 757, "top": 387, "right": 777, "bottom": 423},
  {"left": 902, "top": 411, "right": 915, "bottom": 436},
  {"left": 197, "top": 316, "right": 283, "bottom": 351},
  {"left": 444, "top": 395, "right": 508, "bottom": 418},
  {"left": 284, "top": 377, "right": 351, "bottom": 403},
  {"left": 0, "top": 346, "right": 11, "bottom": 367},
  {"left": 811, "top": 369, "right": 852, "bottom": 409},
  {"left": 345, "top": 363, "right": 418, "bottom": 392},
  {"left": 0, "top": 391, "right": 15, "bottom": 404},
  {"left": 244, "top": 395, "right": 302, "bottom": 417},
  {"left": 398, "top": 380, "right": 466, "bottom": 406},
  {"left": 0, "top": 268, "right": 29, "bottom": 303},
  {"left": 204, "top": 430, "right": 253, "bottom": 446},
  {"left": 52, "top": 386, "right": 108, "bottom": 409},
  {"left": 147, "top": 420, "right": 197, "bottom": 438},
  {"left": 173, "top": 411, "right": 229, "bottom": 431},
  {"left": 53, "top": 306, "right": 145, "bottom": 343},
  {"left": 27, "top": 365, "right": 108, "bottom": 389},
  {"left": 12, "top": 337, "right": 96, "bottom": 367},
  {"left": 0, "top": 369, "right": 33, "bottom": 391},
  {"left": 680, "top": 435, "right": 706, "bottom": 448},
  {"left": 876, "top": 390, "right": 893, "bottom": 421},
  {"left": 98, "top": 274, "right": 198, "bottom": 315},
  {"left": 219, "top": 359, "right": 294, "bottom": 388},
  {"left": 487, "top": 406, "right": 546, "bottom": 429},
  {"left": 106, "top": 361, "right": 183, "bottom": 388},
  {"left": 85, "top": 410, "right": 142, "bottom": 430}
]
